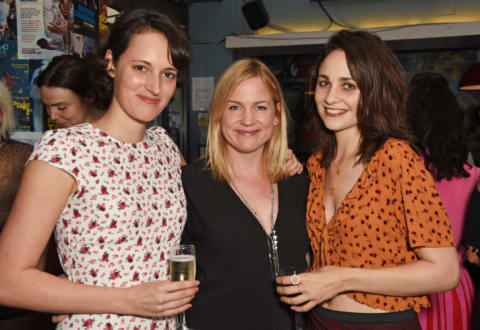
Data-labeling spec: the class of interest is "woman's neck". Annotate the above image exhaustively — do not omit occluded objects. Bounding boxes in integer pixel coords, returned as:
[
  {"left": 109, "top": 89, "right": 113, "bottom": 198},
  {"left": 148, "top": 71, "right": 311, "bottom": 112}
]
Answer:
[
  {"left": 227, "top": 148, "right": 266, "bottom": 182},
  {"left": 334, "top": 128, "right": 361, "bottom": 164},
  {"left": 92, "top": 105, "right": 146, "bottom": 144}
]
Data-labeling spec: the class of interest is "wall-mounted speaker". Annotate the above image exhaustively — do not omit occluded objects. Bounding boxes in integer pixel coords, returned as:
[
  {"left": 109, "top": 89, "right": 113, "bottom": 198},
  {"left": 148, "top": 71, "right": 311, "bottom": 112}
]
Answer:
[{"left": 241, "top": 0, "right": 270, "bottom": 31}]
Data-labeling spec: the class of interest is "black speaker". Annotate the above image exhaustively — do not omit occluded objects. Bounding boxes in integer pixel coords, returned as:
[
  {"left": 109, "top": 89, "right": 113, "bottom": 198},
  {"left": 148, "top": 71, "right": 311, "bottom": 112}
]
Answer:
[{"left": 241, "top": 0, "right": 270, "bottom": 31}]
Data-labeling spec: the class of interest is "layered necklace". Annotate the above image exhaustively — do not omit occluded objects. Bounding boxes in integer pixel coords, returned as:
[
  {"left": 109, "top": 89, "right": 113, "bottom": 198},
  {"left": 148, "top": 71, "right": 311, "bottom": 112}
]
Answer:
[{"left": 229, "top": 180, "right": 280, "bottom": 278}]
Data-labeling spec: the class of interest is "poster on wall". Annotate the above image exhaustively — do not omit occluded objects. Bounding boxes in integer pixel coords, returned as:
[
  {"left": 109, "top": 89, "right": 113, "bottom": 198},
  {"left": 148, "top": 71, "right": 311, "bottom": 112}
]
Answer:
[
  {"left": 0, "top": 40, "right": 33, "bottom": 131},
  {"left": 1, "top": 0, "right": 16, "bottom": 41},
  {"left": 71, "top": 0, "right": 97, "bottom": 57},
  {"left": 16, "top": 0, "right": 68, "bottom": 59},
  {"left": 98, "top": 0, "right": 107, "bottom": 39}
]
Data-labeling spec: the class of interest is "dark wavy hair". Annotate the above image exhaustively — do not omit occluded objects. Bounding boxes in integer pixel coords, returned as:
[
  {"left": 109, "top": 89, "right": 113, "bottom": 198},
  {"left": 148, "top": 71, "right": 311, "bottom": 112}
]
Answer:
[
  {"left": 307, "top": 30, "right": 414, "bottom": 167},
  {"left": 36, "top": 55, "right": 107, "bottom": 111},
  {"left": 89, "top": 9, "right": 190, "bottom": 109},
  {"left": 406, "top": 72, "right": 471, "bottom": 181}
]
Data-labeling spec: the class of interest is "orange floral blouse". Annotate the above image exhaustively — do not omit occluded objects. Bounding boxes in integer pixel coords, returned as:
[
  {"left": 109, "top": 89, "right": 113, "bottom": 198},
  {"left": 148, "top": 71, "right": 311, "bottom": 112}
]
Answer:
[{"left": 306, "top": 138, "right": 455, "bottom": 313}]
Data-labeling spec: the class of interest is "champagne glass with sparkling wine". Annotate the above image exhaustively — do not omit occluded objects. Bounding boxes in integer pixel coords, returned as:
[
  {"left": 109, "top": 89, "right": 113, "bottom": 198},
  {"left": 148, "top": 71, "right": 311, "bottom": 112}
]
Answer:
[{"left": 170, "top": 244, "right": 196, "bottom": 330}]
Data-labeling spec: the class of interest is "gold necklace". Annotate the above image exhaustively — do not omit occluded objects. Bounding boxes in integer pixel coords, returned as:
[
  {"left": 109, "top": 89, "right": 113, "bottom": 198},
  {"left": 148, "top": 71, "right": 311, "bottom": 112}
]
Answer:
[{"left": 328, "top": 166, "right": 341, "bottom": 196}]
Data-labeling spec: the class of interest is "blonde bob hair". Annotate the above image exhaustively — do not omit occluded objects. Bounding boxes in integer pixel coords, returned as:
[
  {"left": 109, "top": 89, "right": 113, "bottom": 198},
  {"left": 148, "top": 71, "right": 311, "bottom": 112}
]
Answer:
[
  {"left": 206, "top": 58, "right": 290, "bottom": 182},
  {"left": 0, "top": 81, "right": 16, "bottom": 139}
]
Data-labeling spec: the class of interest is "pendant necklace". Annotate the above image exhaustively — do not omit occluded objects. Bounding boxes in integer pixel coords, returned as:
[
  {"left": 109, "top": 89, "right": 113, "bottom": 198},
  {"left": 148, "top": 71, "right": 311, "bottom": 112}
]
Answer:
[
  {"left": 229, "top": 180, "right": 279, "bottom": 277},
  {"left": 328, "top": 166, "right": 341, "bottom": 196}
]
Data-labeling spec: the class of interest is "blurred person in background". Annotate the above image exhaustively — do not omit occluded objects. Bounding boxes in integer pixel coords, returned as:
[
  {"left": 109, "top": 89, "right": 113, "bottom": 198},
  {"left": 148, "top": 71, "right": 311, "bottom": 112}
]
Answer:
[
  {"left": 407, "top": 71, "right": 479, "bottom": 330},
  {"left": 37, "top": 55, "right": 106, "bottom": 129}
]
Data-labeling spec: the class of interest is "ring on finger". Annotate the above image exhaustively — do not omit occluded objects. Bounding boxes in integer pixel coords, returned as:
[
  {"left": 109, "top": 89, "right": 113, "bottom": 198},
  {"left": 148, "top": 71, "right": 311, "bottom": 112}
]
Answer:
[{"left": 289, "top": 274, "right": 301, "bottom": 286}]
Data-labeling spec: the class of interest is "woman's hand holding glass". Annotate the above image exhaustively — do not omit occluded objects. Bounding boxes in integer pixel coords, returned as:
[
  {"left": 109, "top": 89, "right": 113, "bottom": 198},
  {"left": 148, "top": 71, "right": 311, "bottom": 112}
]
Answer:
[
  {"left": 125, "top": 279, "right": 198, "bottom": 318},
  {"left": 51, "top": 274, "right": 198, "bottom": 322}
]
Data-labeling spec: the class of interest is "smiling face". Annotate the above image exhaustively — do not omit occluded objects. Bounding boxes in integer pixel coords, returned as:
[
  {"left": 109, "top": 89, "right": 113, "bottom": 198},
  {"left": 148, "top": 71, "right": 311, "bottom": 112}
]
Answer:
[
  {"left": 40, "top": 86, "right": 89, "bottom": 128},
  {"left": 107, "top": 31, "right": 177, "bottom": 125},
  {"left": 220, "top": 76, "right": 279, "bottom": 157},
  {"left": 315, "top": 49, "right": 361, "bottom": 138}
]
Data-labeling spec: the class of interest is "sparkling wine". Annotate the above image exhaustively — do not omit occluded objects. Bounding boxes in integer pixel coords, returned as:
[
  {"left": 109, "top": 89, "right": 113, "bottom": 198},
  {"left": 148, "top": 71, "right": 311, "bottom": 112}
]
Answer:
[{"left": 170, "top": 255, "right": 196, "bottom": 281}]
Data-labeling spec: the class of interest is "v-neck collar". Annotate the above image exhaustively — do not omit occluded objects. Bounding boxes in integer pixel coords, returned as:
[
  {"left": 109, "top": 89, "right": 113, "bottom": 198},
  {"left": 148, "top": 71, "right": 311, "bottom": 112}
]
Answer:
[
  {"left": 225, "top": 180, "right": 280, "bottom": 236},
  {"left": 317, "top": 152, "right": 380, "bottom": 230}
]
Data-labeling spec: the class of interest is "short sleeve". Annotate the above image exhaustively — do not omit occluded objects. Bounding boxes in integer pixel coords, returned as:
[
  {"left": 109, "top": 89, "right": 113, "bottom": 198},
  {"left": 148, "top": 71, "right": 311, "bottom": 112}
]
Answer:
[
  {"left": 28, "top": 129, "right": 83, "bottom": 186},
  {"left": 149, "top": 127, "right": 181, "bottom": 170},
  {"left": 397, "top": 143, "right": 455, "bottom": 248}
]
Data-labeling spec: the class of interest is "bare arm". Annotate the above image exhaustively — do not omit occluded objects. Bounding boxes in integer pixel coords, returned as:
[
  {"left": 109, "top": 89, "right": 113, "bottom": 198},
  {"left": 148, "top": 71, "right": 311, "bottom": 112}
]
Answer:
[
  {"left": 0, "top": 160, "right": 197, "bottom": 317},
  {"left": 277, "top": 245, "right": 459, "bottom": 312}
]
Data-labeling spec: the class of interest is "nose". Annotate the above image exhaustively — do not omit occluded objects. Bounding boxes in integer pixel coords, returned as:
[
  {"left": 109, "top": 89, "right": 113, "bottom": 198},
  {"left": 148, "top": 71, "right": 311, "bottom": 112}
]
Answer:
[
  {"left": 324, "top": 84, "right": 339, "bottom": 105},
  {"left": 49, "top": 108, "right": 59, "bottom": 120},
  {"left": 146, "top": 74, "right": 161, "bottom": 96},
  {"left": 240, "top": 108, "right": 255, "bottom": 126}
]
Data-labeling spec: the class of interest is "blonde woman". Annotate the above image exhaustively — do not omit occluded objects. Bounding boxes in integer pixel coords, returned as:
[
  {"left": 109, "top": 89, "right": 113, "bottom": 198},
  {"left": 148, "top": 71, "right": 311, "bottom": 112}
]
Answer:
[{"left": 181, "top": 58, "right": 310, "bottom": 330}]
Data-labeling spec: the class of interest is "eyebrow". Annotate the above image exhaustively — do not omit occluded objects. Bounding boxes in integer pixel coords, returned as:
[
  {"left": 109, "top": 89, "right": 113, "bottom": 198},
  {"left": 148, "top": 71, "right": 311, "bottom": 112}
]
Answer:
[
  {"left": 132, "top": 59, "right": 177, "bottom": 71},
  {"left": 227, "top": 99, "right": 272, "bottom": 105},
  {"left": 318, "top": 74, "right": 354, "bottom": 81},
  {"left": 46, "top": 101, "right": 69, "bottom": 107}
]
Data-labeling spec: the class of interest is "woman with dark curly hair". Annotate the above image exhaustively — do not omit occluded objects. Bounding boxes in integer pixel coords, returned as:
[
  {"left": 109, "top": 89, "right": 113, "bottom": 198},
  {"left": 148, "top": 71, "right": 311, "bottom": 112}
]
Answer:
[
  {"left": 276, "top": 30, "right": 459, "bottom": 329},
  {"left": 407, "top": 71, "right": 479, "bottom": 330}
]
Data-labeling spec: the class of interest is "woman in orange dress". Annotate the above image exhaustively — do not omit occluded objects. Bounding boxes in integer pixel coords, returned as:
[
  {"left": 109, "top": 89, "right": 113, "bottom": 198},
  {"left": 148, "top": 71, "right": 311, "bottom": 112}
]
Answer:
[{"left": 276, "top": 30, "right": 459, "bottom": 329}]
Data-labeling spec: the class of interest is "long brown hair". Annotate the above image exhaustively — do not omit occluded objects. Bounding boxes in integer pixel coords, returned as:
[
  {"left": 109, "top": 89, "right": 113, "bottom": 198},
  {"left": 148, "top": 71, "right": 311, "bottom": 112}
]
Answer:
[{"left": 308, "top": 30, "right": 414, "bottom": 167}]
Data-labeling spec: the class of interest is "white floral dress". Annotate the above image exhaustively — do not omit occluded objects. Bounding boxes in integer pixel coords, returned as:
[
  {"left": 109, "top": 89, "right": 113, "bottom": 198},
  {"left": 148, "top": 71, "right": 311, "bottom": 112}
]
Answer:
[{"left": 29, "top": 123, "right": 186, "bottom": 329}]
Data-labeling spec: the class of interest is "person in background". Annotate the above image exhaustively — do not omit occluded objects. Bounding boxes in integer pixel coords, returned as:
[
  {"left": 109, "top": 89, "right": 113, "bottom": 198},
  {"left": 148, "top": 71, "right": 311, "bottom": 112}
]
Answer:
[
  {"left": 36, "top": 55, "right": 106, "bottom": 129},
  {"left": 0, "top": 80, "right": 31, "bottom": 231},
  {"left": 181, "top": 58, "right": 310, "bottom": 330},
  {"left": 0, "top": 9, "right": 198, "bottom": 330},
  {"left": 463, "top": 181, "right": 480, "bottom": 329},
  {"left": 277, "top": 30, "right": 459, "bottom": 329},
  {"left": 0, "top": 81, "right": 54, "bottom": 329},
  {"left": 406, "top": 71, "right": 479, "bottom": 330}
]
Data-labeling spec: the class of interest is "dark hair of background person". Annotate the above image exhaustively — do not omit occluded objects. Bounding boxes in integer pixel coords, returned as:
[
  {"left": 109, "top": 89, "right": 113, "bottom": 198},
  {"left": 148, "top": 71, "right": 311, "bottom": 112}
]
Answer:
[
  {"left": 36, "top": 54, "right": 108, "bottom": 111},
  {"left": 307, "top": 30, "right": 414, "bottom": 168},
  {"left": 406, "top": 71, "right": 471, "bottom": 181},
  {"left": 88, "top": 9, "right": 191, "bottom": 110}
]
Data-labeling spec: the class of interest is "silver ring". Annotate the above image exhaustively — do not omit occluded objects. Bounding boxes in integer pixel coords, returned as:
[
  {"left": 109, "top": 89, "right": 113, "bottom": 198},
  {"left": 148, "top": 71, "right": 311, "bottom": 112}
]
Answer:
[{"left": 289, "top": 274, "right": 301, "bottom": 286}]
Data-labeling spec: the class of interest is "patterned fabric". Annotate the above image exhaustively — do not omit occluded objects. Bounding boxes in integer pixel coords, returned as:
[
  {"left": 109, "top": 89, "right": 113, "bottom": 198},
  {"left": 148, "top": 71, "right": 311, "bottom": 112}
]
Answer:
[
  {"left": 0, "top": 140, "right": 32, "bottom": 227},
  {"left": 419, "top": 164, "right": 480, "bottom": 330},
  {"left": 306, "top": 138, "right": 455, "bottom": 313},
  {"left": 28, "top": 123, "right": 186, "bottom": 329}
]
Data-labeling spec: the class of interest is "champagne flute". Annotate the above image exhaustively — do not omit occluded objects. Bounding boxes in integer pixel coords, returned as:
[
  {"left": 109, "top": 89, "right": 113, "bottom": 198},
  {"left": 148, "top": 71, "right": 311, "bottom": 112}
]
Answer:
[{"left": 170, "top": 244, "right": 196, "bottom": 330}]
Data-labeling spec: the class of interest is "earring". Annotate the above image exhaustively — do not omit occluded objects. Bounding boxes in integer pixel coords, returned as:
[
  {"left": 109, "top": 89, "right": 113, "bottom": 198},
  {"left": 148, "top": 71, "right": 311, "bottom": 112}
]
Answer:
[{"left": 273, "top": 119, "right": 279, "bottom": 125}]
